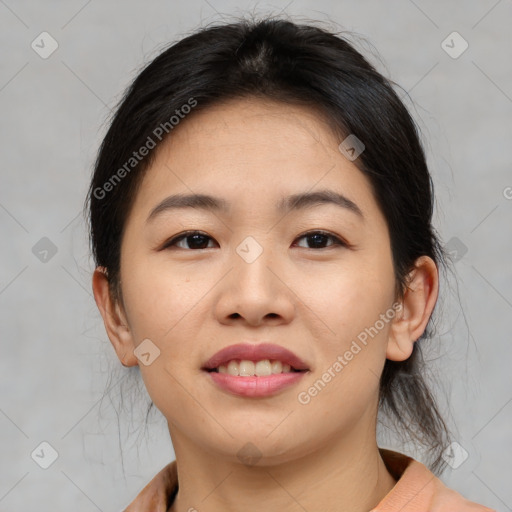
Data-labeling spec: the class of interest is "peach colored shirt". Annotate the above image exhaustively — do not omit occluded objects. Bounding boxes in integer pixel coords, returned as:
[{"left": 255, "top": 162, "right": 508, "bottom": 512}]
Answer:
[
  {"left": 372, "top": 449, "right": 495, "bottom": 511},
  {"left": 128, "top": 449, "right": 495, "bottom": 511}
]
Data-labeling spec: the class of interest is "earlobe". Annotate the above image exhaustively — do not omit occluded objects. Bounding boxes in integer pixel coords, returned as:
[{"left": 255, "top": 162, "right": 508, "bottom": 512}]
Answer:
[
  {"left": 386, "top": 255, "right": 439, "bottom": 362},
  {"left": 92, "top": 267, "right": 138, "bottom": 367}
]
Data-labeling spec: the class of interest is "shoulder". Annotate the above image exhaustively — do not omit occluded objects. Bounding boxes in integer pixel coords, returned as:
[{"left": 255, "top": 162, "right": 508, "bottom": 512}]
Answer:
[{"left": 372, "top": 449, "right": 495, "bottom": 512}]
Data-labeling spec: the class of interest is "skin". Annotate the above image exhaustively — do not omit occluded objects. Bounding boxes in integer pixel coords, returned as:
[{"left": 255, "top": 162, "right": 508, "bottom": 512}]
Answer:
[{"left": 92, "top": 96, "right": 438, "bottom": 512}]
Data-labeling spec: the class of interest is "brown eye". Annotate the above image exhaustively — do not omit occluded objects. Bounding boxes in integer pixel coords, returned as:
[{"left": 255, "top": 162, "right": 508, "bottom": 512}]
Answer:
[
  {"left": 294, "top": 231, "right": 346, "bottom": 249},
  {"left": 163, "top": 231, "right": 217, "bottom": 250}
]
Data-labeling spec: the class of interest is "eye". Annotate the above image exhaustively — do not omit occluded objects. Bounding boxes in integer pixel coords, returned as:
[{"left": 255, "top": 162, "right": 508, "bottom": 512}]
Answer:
[
  {"left": 162, "top": 231, "right": 217, "bottom": 250},
  {"left": 293, "top": 230, "right": 346, "bottom": 249}
]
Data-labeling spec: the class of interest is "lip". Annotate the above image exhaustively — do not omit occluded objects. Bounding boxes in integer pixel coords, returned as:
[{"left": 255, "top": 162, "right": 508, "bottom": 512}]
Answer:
[
  {"left": 202, "top": 343, "right": 309, "bottom": 371},
  {"left": 207, "top": 371, "right": 307, "bottom": 398}
]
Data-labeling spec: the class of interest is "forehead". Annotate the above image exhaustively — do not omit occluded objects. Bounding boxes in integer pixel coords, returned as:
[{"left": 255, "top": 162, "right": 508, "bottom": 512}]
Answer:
[{"left": 128, "top": 97, "right": 381, "bottom": 225}]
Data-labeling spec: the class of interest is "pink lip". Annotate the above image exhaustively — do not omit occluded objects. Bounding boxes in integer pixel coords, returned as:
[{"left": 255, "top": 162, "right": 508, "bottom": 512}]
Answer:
[
  {"left": 207, "top": 371, "right": 307, "bottom": 398},
  {"left": 202, "top": 343, "right": 309, "bottom": 371}
]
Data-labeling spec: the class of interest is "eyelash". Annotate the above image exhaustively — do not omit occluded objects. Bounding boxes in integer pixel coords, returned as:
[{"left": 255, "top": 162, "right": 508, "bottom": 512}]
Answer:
[{"left": 161, "top": 230, "right": 348, "bottom": 251}]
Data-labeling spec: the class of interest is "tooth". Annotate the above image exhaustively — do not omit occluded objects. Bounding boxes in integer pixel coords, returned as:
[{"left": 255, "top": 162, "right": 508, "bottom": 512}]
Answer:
[
  {"left": 239, "top": 360, "right": 255, "bottom": 376},
  {"left": 255, "top": 359, "right": 272, "bottom": 376},
  {"left": 271, "top": 360, "right": 283, "bottom": 374},
  {"left": 217, "top": 359, "right": 293, "bottom": 376},
  {"left": 227, "top": 361, "right": 239, "bottom": 376}
]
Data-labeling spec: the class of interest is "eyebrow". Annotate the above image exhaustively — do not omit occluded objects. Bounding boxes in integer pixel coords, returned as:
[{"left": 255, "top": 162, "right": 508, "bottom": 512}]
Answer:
[{"left": 146, "top": 189, "right": 364, "bottom": 223}]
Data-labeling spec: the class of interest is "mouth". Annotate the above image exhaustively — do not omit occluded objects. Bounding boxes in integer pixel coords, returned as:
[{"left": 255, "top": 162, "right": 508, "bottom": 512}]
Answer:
[
  {"left": 201, "top": 343, "right": 310, "bottom": 375},
  {"left": 201, "top": 343, "right": 309, "bottom": 397}
]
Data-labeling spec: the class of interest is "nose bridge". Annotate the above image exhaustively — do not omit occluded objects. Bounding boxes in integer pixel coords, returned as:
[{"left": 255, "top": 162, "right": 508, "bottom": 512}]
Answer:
[
  {"left": 232, "top": 234, "right": 276, "bottom": 296},
  {"left": 214, "top": 234, "right": 295, "bottom": 325}
]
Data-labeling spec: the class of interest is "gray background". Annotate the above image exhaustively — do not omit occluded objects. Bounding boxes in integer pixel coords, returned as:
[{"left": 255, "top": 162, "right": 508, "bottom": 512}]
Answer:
[{"left": 1, "top": 0, "right": 511, "bottom": 510}]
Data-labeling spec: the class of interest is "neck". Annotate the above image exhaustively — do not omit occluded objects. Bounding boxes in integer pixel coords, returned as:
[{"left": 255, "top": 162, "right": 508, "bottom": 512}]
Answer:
[{"left": 167, "top": 424, "right": 396, "bottom": 512}]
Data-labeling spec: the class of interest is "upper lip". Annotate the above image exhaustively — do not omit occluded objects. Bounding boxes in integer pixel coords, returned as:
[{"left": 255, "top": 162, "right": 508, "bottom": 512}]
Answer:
[{"left": 202, "top": 343, "right": 309, "bottom": 371}]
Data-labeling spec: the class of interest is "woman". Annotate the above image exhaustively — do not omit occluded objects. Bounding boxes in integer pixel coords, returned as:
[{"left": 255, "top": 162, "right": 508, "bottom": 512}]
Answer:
[{"left": 86, "top": 16, "right": 494, "bottom": 512}]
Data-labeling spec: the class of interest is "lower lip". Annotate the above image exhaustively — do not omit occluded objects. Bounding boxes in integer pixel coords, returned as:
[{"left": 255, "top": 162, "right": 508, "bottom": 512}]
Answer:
[{"left": 206, "top": 371, "right": 307, "bottom": 397}]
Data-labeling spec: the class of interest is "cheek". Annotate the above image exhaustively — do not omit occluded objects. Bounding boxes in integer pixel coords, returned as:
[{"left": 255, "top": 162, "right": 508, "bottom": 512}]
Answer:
[
  {"left": 121, "top": 254, "right": 207, "bottom": 342},
  {"left": 296, "top": 255, "right": 395, "bottom": 346},
  {"left": 294, "top": 255, "right": 396, "bottom": 414},
  {"left": 294, "top": 275, "right": 394, "bottom": 423}
]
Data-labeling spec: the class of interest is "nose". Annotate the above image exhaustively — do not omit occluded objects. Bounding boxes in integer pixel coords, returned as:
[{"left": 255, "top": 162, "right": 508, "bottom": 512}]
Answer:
[{"left": 213, "top": 245, "right": 295, "bottom": 327}]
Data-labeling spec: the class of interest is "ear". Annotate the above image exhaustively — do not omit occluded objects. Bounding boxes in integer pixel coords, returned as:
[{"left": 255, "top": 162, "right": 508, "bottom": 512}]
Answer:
[
  {"left": 92, "top": 267, "right": 138, "bottom": 367},
  {"left": 386, "top": 255, "right": 439, "bottom": 361}
]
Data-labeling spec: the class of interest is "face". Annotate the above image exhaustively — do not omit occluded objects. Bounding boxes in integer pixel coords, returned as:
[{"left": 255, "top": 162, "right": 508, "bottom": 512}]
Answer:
[{"left": 107, "top": 97, "right": 405, "bottom": 464}]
